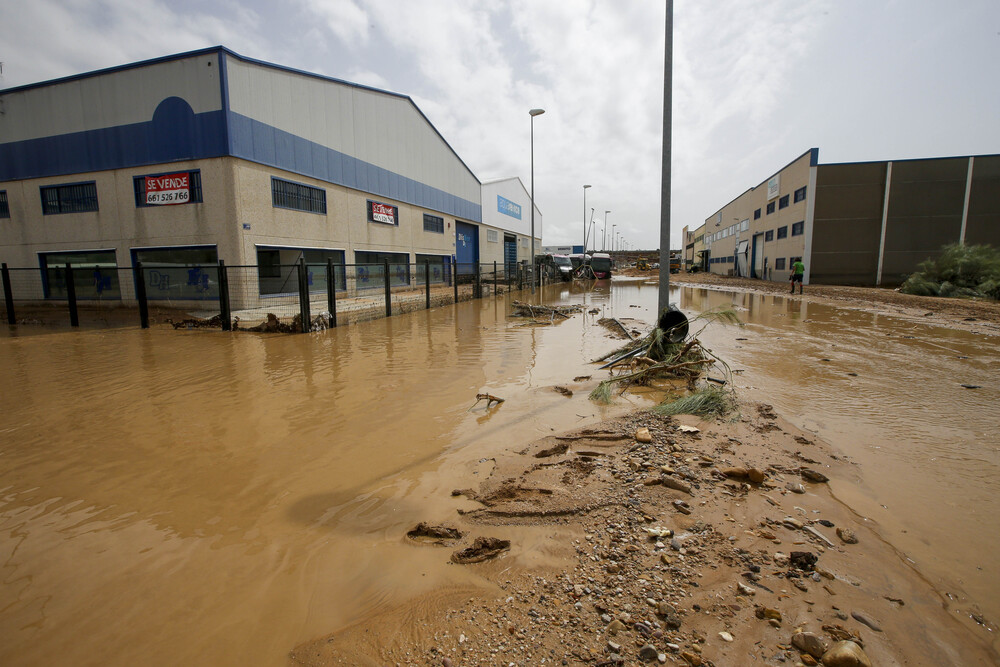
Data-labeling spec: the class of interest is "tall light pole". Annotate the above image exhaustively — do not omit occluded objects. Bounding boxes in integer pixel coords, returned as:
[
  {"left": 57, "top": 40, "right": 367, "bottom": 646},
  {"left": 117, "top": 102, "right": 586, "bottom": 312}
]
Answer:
[
  {"left": 657, "top": 1, "right": 674, "bottom": 314},
  {"left": 529, "top": 108, "right": 545, "bottom": 294},
  {"left": 582, "top": 185, "right": 591, "bottom": 254},
  {"left": 603, "top": 210, "right": 610, "bottom": 252},
  {"left": 612, "top": 224, "right": 617, "bottom": 254},
  {"left": 588, "top": 208, "right": 595, "bottom": 252}
]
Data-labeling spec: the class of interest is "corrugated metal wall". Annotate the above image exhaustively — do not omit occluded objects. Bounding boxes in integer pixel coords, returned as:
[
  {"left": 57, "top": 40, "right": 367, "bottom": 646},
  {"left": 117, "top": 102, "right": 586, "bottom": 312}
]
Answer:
[{"left": 225, "top": 58, "right": 480, "bottom": 216}]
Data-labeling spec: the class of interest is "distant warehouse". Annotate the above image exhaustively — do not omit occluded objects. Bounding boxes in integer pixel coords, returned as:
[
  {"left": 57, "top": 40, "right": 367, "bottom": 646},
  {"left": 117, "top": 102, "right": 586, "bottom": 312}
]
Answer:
[
  {"left": 683, "top": 148, "right": 999, "bottom": 285},
  {"left": 0, "top": 47, "right": 541, "bottom": 301}
]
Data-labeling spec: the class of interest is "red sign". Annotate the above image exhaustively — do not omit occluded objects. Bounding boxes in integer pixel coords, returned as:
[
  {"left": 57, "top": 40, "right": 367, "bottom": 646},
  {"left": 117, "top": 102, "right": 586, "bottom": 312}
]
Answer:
[
  {"left": 145, "top": 173, "right": 190, "bottom": 205},
  {"left": 371, "top": 201, "right": 396, "bottom": 224}
]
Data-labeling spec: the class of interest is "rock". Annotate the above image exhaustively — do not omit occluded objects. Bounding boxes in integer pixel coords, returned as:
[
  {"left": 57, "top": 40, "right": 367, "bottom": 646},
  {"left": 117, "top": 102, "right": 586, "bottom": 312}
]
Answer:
[
  {"left": 837, "top": 527, "right": 859, "bottom": 544},
  {"left": 747, "top": 468, "right": 766, "bottom": 484},
  {"left": 850, "top": 610, "right": 882, "bottom": 632},
  {"left": 755, "top": 606, "right": 782, "bottom": 622},
  {"left": 608, "top": 640, "right": 622, "bottom": 653},
  {"left": 406, "top": 522, "right": 464, "bottom": 543},
  {"left": 792, "top": 632, "right": 829, "bottom": 659},
  {"left": 773, "top": 552, "right": 790, "bottom": 566},
  {"left": 786, "top": 481, "right": 806, "bottom": 494},
  {"left": 680, "top": 651, "right": 702, "bottom": 666},
  {"left": 673, "top": 499, "right": 693, "bottom": 514},
  {"left": 719, "top": 631, "right": 734, "bottom": 642},
  {"left": 442, "top": 658, "right": 453, "bottom": 667},
  {"left": 801, "top": 468, "right": 829, "bottom": 483},
  {"left": 450, "top": 536, "right": 510, "bottom": 563},
  {"left": 783, "top": 517, "right": 805, "bottom": 530},
  {"left": 722, "top": 467, "right": 748, "bottom": 478},
  {"left": 638, "top": 644, "right": 659, "bottom": 662},
  {"left": 820, "top": 640, "right": 872, "bottom": 666},
  {"left": 662, "top": 476, "right": 693, "bottom": 495},
  {"left": 607, "top": 619, "right": 626, "bottom": 635},
  {"left": 736, "top": 581, "right": 756, "bottom": 596},
  {"left": 790, "top": 551, "right": 818, "bottom": 570},
  {"left": 636, "top": 427, "right": 653, "bottom": 443},
  {"left": 802, "top": 654, "right": 819, "bottom": 666}
]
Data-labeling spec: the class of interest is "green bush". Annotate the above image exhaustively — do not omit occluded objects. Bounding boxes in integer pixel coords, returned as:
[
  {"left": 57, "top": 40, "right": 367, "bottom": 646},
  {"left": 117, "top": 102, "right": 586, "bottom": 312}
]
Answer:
[{"left": 901, "top": 244, "right": 1000, "bottom": 300}]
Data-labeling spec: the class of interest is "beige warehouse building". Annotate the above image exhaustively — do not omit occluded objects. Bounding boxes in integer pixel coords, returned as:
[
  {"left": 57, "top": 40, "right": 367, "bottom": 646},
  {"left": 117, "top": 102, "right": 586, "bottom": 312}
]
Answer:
[
  {"left": 689, "top": 148, "right": 999, "bottom": 285},
  {"left": 0, "top": 47, "right": 540, "bottom": 304}
]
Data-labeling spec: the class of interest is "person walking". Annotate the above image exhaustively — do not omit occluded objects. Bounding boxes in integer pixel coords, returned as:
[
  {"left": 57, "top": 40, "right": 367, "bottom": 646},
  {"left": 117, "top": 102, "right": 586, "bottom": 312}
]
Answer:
[{"left": 790, "top": 258, "right": 805, "bottom": 294}]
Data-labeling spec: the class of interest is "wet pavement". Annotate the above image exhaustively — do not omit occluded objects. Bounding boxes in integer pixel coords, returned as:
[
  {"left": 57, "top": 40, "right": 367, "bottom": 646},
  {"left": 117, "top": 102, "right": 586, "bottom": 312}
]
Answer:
[{"left": 1, "top": 278, "right": 997, "bottom": 665}]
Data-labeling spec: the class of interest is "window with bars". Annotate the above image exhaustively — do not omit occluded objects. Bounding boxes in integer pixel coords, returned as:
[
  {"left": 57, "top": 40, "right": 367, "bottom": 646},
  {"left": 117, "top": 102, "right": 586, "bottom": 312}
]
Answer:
[
  {"left": 765, "top": 230, "right": 774, "bottom": 242},
  {"left": 753, "top": 208, "right": 761, "bottom": 220},
  {"left": 423, "top": 213, "right": 444, "bottom": 233},
  {"left": 794, "top": 186, "right": 807, "bottom": 203},
  {"left": 133, "top": 171, "right": 203, "bottom": 207},
  {"left": 792, "top": 221, "right": 804, "bottom": 236},
  {"left": 272, "top": 177, "right": 327, "bottom": 214},
  {"left": 777, "top": 226, "right": 788, "bottom": 239},
  {"left": 775, "top": 257, "right": 786, "bottom": 270},
  {"left": 778, "top": 194, "right": 790, "bottom": 209},
  {"left": 487, "top": 229, "right": 498, "bottom": 242},
  {"left": 40, "top": 182, "right": 99, "bottom": 214},
  {"left": 766, "top": 201, "right": 775, "bottom": 215},
  {"left": 0, "top": 191, "right": 8, "bottom": 218}
]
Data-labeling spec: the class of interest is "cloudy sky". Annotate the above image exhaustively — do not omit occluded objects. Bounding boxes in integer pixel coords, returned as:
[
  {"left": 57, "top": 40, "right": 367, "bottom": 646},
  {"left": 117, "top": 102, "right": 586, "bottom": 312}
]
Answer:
[{"left": 2, "top": 0, "right": 998, "bottom": 249}]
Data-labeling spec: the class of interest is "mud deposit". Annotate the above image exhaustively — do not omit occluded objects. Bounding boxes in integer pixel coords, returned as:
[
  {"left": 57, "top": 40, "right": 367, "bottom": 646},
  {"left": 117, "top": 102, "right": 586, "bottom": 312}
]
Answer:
[
  {"left": 291, "top": 406, "right": 996, "bottom": 666},
  {"left": 2, "top": 279, "right": 997, "bottom": 666}
]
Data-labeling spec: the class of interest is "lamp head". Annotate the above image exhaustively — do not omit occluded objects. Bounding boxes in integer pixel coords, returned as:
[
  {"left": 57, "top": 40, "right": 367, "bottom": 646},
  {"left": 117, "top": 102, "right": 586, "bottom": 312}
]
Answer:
[
  {"left": 529, "top": 108, "right": 546, "bottom": 117},
  {"left": 583, "top": 184, "right": 591, "bottom": 189}
]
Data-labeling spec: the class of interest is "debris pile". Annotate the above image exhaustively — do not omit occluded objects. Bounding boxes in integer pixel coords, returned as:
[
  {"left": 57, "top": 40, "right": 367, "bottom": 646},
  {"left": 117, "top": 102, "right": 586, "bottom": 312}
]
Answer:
[{"left": 510, "top": 300, "right": 583, "bottom": 326}]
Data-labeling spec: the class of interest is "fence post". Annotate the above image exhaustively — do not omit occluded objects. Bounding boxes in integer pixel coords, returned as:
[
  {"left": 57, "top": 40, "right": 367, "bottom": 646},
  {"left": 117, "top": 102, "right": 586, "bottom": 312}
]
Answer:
[
  {"left": 327, "top": 258, "right": 338, "bottom": 328},
  {"left": 475, "top": 263, "right": 481, "bottom": 299},
  {"left": 2, "top": 263, "right": 14, "bottom": 325},
  {"left": 454, "top": 264, "right": 459, "bottom": 303},
  {"left": 424, "top": 260, "right": 431, "bottom": 309},
  {"left": 493, "top": 260, "right": 498, "bottom": 296},
  {"left": 65, "top": 263, "right": 79, "bottom": 327},
  {"left": 383, "top": 259, "right": 392, "bottom": 318},
  {"left": 218, "top": 260, "right": 232, "bottom": 331},
  {"left": 297, "top": 258, "right": 311, "bottom": 333},
  {"left": 134, "top": 262, "right": 149, "bottom": 329}
]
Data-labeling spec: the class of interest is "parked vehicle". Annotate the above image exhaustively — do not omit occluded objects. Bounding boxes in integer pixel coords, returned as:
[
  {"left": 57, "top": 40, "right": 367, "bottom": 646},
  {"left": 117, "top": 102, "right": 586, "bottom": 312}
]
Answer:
[
  {"left": 670, "top": 255, "right": 681, "bottom": 274},
  {"left": 535, "top": 253, "right": 574, "bottom": 282},
  {"left": 636, "top": 256, "right": 651, "bottom": 271},
  {"left": 590, "top": 253, "right": 613, "bottom": 279}
]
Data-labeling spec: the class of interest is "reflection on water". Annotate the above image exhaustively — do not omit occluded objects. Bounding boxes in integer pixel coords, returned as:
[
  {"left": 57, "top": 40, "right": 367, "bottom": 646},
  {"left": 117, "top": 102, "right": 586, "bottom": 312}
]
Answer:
[{"left": 1, "top": 280, "right": 998, "bottom": 665}]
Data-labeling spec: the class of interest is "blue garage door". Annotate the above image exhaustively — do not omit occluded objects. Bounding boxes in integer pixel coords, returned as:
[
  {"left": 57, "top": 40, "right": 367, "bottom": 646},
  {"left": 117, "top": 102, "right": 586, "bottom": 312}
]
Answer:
[
  {"left": 504, "top": 235, "right": 517, "bottom": 272},
  {"left": 456, "top": 222, "right": 479, "bottom": 274}
]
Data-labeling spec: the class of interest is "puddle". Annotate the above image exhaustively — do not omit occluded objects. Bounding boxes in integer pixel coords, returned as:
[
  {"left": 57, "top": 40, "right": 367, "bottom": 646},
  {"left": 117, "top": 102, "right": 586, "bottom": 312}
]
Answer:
[{"left": 1, "top": 279, "right": 997, "bottom": 665}]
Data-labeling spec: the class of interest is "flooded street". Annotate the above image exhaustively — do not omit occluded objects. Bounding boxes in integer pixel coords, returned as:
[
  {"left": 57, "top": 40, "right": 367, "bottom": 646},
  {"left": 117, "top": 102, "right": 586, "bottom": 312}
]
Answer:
[{"left": 1, "top": 279, "right": 998, "bottom": 665}]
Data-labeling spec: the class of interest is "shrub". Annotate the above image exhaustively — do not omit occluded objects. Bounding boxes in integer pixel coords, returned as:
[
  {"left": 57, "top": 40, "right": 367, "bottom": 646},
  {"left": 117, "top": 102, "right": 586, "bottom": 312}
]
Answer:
[{"left": 901, "top": 244, "right": 1000, "bottom": 300}]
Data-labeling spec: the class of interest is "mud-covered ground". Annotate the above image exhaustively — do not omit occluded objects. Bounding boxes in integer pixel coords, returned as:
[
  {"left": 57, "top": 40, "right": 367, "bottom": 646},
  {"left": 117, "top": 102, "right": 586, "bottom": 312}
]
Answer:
[
  {"left": 289, "top": 403, "right": 998, "bottom": 666},
  {"left": 632, "top": 270, "right": 1000, "bottom": 336}
]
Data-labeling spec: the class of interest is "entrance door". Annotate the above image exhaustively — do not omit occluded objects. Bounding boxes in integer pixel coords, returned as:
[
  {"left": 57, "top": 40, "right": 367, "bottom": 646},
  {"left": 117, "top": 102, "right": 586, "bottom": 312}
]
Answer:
[
  {"left": 503, "top": 235, "right": 517, "bottom": 275},
  {"left": 455, "top": 222, "right": 479, "bottom": 275},
  {"left": 751, "top": 233, "right": 764, "bottom": 278}
]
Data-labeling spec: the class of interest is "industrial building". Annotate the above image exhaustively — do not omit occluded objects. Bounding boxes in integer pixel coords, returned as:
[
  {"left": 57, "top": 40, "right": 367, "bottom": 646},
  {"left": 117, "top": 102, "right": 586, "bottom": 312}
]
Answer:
[
  {"left": 0, "top": 47, "right": 541, "bottom": 302},
  {"left": 684, "top": 148, "right": 999, "bottom": 285}
]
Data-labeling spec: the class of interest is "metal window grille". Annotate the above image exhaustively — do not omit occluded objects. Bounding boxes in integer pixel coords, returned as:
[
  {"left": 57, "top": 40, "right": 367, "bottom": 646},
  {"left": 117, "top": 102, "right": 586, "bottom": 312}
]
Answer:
[
  {"left": 487, "top": 229, "right": 498, "bottom": 242},
  {"left": 40, "top": 182, "right": 99, "bottom": 214},
  {"left": 794, "top": 186, "right": 807, "bottom": 203},
  {"left": 0, "top": 190, "right": 8, "bottom": 218},
  {"left": 423, "top": 214, "right": 444, "bottom": 233},
  {"left": 133, "top": 171, "right": 203, "bottom": 207},
  {"left": 272, "top": 178, "right": 327, "bottom": 214},
  {"left": 792, "top": 221, "right": 804, "bottom": 236},
  {"left": 765, "top": 230, "right": 774, "bottom": 242},
  {"left": 778, "top": 195, "right": 790, "bottom": 209},
  {"left": 766, "top": 201, "right": 775, "bottom": 214},
  {"left": 753, "top": 208, "right": 761, "bottom": 220},
  {"left": 777, "top": 226, "right": 788, "bottom": 239},
  {"left": 775, "top": 257, "right": 786, "bottom": 270}
]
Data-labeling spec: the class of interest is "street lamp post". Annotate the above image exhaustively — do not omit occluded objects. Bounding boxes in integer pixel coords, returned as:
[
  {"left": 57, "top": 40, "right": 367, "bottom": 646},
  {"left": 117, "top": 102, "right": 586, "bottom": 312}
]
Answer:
[
  {"left": 603, "top": 211, "right": 610, "bottom": 252},
  {"left": 529, "top": 108, "right": 545, "bottom": 294},
  {"left": 582, "top": 185, "right": 591, "bottom": 255},
  {"left": 612, "top": 224, "right": 617, "bottom": 255}
]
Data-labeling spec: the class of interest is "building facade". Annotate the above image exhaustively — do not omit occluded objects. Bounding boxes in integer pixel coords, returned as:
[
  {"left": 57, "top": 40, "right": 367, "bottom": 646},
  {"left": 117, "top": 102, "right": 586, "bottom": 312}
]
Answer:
[
  {"left": 0, "top": 47, "right": 540, "bottom": 302},
  {"left": 693, "top": 149, "right": 999, "bottom": 285}
]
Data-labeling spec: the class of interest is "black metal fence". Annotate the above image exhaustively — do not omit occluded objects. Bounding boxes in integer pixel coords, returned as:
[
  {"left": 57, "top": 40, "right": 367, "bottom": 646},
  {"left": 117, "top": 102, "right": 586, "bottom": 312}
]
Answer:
[{"left": 1, "top": 260, "right": 536, "bottom": 332}]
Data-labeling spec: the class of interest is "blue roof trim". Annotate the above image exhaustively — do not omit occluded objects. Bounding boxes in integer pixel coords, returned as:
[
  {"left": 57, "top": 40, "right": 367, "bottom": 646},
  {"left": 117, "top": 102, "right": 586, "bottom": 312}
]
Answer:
[
  {"left": 1, "top": 45, "right": 481, "bottom": 186},
  {"left": 0, "top": 107, "right": 227, "bottom": 181},
  {"left": 228, "top": 112, "right": 481, "bottom": 222}
]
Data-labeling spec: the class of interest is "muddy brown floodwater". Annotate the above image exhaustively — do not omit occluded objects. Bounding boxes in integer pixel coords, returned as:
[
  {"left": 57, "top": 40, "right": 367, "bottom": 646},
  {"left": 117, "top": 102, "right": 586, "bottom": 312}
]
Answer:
[{"left": 1, "top": 278, "right": 997, "bottom": 665}]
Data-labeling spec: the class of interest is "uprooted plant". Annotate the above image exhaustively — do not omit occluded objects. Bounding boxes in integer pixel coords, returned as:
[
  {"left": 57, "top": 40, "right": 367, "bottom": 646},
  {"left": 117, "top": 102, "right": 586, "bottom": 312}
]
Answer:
[
  {"left": 653, "top": 385, "right": 737, "bottom": 420},
  {"left": 589, "top": 306, "right": 740, "bottom": 404}
]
